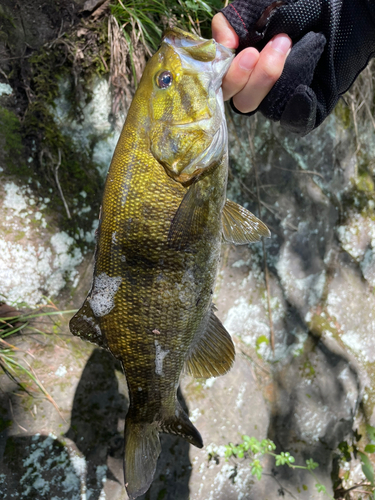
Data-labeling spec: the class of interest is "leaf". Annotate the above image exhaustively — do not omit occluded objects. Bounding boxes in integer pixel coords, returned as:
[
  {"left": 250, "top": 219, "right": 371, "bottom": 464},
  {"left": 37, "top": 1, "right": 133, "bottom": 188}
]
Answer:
[
  {"left": 365, "top": 444, "right": 375, "bottom": 454},
  {"left": 250, "top": 459, "right": 263, "bottom": 481},
  {"left": 315, "top": 484, "right": 327, "bottom": 494},
  {"left": 359, "top": 451, "right": 375, "bottom": 485},
  {"left": 185, "top": 0, "right": 199, "bottom": 11},
  {"left": 196, "top": 0, "right": 213, "bottom": 13},
  {"left": 256, "top": 335, "right": 269, "bottom": 348},
  {"left": 248, "top": 437, "right": 261, "bottom": 454},
  {"left": 276, "top": 451, "right": 295, "bottom": 466},
  {"left": 224, "top": 444, "right": 235, "bottom": 459},
  {"left": 367, "top": 425, "right": 375, "bottom": 443},
  {"left": 338, "top": 440, "right": 351, "bottom": 462},
  {"left": 306, "top": 458, "right": 319, "bottom": 470},
  {"left": 261, "top": 438, "right": 276, "bottom": 453},
  {"left": 275, "top": 453, "right": 286, "bottom": 466}
]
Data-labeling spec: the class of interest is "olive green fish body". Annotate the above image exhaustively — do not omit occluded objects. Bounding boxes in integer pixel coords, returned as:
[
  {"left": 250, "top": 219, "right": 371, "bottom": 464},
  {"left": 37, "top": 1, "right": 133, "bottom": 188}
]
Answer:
[
  {"left": 98, "top": 133, "right": 226, "bottom": 424},
  {"left": 70, "top": 27, "right": 270, "bottom": 499}
]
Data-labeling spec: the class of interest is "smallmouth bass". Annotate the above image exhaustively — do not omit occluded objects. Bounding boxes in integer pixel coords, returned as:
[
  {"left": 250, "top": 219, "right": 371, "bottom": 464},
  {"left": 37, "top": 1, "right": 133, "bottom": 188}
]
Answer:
[{"left": 70, "top": 27, "right": 270, "bottom": 499}]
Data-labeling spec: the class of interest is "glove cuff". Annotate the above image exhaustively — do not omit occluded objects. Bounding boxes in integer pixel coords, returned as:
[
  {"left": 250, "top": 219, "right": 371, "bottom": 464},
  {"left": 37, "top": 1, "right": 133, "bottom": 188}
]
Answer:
[{"left": 221, "top": 0, "right": 293, "bottom": 50}]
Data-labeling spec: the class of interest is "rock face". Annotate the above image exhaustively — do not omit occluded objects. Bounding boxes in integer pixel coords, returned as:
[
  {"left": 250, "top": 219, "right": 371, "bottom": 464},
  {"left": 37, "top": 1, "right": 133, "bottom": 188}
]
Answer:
[
  {"left": 1, "top": 4, "right": 375, "bottom": 500},
  {"left": 0, "top": 1, "right": 120, "bottom": 307}
]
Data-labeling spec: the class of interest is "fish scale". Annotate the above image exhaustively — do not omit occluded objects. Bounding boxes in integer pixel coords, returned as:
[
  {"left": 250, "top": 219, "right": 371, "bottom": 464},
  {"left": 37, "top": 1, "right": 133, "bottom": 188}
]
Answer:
[{"left": 70, "top": 27, "right": 270, "bottom": 500}]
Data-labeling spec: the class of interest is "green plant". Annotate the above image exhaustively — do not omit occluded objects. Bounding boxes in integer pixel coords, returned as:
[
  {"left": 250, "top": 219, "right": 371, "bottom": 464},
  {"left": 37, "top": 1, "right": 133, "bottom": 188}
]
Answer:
[
  {"left": 222, "top": 435, "right": 333, "bottom": 499},
  {"left": 0, "top": 305, "right": 77, "bottom": 415},
  {"left": 111, "top": 0, "right": 223, "bottom": 52},
  {"left": 332, "top": 427, "right": 375, "bottom": 499}
]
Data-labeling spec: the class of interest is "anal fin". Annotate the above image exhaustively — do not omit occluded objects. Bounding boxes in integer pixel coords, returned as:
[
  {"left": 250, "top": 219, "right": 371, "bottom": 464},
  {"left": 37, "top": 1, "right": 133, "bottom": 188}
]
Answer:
[
  {"left": 185, "top": 307, "right": 235, "bottom": 378},
  {"left": 69, "top": 299, "right": 108, "bottom": 349},
  {"left": 222, "top": 199, "right": 270, "bottom": 245},
  {"left": 161, "top": 399, "right": 203, "bottom": 448}
]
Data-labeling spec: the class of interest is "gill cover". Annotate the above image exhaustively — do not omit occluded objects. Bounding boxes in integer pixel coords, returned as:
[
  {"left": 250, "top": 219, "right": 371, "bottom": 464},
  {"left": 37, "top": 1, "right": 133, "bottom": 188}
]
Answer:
[{"left": 149, "top": 28, "right": 234, "bottom": 183}]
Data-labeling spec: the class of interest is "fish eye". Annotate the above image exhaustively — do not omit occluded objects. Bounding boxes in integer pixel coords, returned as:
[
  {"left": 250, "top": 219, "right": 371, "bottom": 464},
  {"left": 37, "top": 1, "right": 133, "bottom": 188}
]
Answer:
[{"left": 156, "top": 71, "right": 173, "bottom": 89}]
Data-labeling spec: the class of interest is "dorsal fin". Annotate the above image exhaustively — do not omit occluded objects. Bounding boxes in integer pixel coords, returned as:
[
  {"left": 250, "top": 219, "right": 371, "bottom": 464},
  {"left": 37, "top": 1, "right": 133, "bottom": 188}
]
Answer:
[
  {"left": 222, "top": 199, "right": 270, "bottom": 245},
  {"left": 184, "top": 307, "right": 235, "bottom": 378},
  {"left": 69, "top": 299, "right": 108, "bottom": 349}
]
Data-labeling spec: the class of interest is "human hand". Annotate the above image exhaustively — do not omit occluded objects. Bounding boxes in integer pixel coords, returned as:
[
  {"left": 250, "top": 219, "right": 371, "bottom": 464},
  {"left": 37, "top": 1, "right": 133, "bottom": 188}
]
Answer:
[
  {"left": 217, "top": 0, "right": 375, "bottom": 136},
  {"left": 212, "top": 13, "right": 291, "bottom": 114}
]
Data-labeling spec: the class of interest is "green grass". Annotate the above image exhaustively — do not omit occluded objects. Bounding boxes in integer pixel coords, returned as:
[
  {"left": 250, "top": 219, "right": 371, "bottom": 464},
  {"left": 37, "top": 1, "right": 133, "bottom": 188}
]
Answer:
[
  {"left": 0, "top": 305, "right": 77, "bottom": 416},
  {"left": 111, "top": 0, "right": 224, "bottom": 52}
]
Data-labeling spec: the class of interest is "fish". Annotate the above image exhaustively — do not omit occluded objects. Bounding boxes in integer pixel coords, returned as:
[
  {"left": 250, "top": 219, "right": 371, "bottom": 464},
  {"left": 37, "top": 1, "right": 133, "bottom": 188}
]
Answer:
[{"left": 70, "top": 27, "right": 270, "bottom": 499}]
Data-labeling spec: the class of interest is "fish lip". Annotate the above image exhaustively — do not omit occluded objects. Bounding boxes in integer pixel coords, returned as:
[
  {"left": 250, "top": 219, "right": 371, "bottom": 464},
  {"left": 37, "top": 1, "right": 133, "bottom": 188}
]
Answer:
[{"left": 212, "top": 42, "right": 235, "bottom": 91}]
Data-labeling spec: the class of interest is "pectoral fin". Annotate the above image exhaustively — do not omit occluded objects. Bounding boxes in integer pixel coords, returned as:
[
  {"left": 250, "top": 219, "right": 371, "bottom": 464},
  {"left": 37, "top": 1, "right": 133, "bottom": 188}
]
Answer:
[
  {"left": 185, "top": 307, "right": 235, "bottom": 378},
  {"left": 168, "top": 182, "right": 208, "bottom": 251},
  {"left": 222, "top": 199, "right": 270, "bottom": 245},
  {"left": 69, "top": 299, "right": 108, "bottom": 349}
]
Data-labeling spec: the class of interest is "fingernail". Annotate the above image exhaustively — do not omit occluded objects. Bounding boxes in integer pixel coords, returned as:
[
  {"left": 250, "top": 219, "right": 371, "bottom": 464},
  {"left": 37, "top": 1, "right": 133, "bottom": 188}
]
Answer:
[
  {"left": 238, "top": 51, "right": 258, "bottom": 71},
  {"left": 270, "top": 34, "right": 291, "bottom": 55}
]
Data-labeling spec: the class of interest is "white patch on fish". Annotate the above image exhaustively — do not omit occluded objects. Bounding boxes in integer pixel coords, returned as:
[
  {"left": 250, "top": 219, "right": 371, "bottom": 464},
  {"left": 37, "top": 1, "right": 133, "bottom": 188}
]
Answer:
[
  {"left": 89, "top": 272, "right": 122, "bottom": 317},
  {"left": 112, "top": 231, "right": 117, "bottom": 244},
  {"left": 154, "top": 340, "right": 169, "bottom": 376},
  {"left": 82, "top": 314, "right": 102, "bottom": 337}
]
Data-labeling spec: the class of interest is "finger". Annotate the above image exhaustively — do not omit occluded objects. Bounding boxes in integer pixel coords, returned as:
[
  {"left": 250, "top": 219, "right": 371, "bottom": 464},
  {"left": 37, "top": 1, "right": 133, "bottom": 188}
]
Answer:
[
  {"left": 233, "top": 34, "right": 292, "bottom": 113},
  {"left": 211, "top": 13, "right": 239, "bottom": 49},
  {"left": 222, "top": 47, "right": 260, "bottom": 101}
]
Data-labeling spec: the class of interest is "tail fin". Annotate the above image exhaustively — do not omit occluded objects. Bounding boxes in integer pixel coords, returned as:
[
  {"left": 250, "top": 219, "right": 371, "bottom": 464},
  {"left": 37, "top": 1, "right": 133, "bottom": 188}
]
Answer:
[
  {"left": 124, "top": 421, "right": 161, "bottom": 500},
  {"left": 124, "top": 402, "right": 203, "bottom": 499}
]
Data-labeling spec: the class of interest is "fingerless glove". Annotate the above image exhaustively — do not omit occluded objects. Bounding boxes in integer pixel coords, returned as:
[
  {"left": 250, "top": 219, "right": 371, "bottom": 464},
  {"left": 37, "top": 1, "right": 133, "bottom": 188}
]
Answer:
[{"left": 221, "top": 0, "right": 375, "bottom": 135}]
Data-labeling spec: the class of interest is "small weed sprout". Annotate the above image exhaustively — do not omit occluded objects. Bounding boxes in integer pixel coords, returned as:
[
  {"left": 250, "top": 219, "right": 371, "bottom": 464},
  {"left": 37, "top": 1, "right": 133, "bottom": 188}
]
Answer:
[{"left": 223, "top": 435, "right": 332, "bottom": 499}]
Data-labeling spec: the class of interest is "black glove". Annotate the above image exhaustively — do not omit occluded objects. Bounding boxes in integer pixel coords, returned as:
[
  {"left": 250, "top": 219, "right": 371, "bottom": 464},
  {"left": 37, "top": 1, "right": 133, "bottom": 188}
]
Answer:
[{"left": 221, "top": 0, "right": 375, "bottom": 135}]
